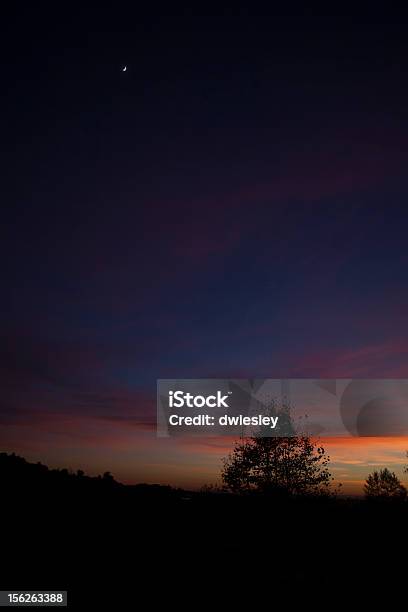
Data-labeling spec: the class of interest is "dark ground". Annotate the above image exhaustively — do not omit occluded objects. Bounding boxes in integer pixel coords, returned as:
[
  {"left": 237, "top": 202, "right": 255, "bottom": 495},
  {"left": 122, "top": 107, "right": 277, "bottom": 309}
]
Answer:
[{"left": 1, "top": 453, "right": 406, "bottom": 607}]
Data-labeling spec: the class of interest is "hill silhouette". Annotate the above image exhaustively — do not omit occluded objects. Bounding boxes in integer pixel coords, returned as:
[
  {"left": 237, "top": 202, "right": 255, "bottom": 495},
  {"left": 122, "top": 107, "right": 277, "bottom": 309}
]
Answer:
[
  {"left": 1, "top": 452, "right": 407, "bottom": 606},
  {"left": 0, "top": 452, "right": 183, "bottom": 500}
]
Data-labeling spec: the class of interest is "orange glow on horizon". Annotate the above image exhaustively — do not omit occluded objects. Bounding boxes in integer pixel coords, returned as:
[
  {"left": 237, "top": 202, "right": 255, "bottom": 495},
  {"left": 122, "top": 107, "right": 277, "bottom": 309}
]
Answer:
[{"left": 1, "top": 412, "right": 407, "bottom": 494}]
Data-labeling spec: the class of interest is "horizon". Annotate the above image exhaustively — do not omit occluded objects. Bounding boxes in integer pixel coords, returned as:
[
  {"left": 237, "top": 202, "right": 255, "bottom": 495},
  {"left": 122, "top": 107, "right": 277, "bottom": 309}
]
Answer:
[
  {"left": 2, "top": 433, "right": 407, "bottom": 496},
  {"left": 1, "top": 441, "right": 406, "bottom": 499}
]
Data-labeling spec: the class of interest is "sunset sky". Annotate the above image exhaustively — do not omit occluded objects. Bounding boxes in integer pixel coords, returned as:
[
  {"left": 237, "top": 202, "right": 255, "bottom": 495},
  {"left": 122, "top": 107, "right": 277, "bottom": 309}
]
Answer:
[{"left": 1, "top": 10, "right": 408, "bottom": 495}]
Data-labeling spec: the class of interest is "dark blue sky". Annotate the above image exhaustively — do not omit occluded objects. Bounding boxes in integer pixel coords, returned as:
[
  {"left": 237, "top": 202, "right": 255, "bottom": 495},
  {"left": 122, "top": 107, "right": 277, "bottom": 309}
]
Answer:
[{"left": 1, "top": 9, "right": 408, "bottom": 484}]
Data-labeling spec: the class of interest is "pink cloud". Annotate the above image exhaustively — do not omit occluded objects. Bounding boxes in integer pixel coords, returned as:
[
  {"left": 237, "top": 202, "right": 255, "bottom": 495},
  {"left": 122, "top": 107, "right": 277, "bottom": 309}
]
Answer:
[{"left": 292, "top": 340, "right": 408, "bottom": 377}]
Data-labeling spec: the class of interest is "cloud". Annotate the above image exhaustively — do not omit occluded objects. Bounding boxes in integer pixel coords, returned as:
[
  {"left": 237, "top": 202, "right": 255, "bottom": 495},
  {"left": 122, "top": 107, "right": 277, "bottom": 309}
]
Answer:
[
  {"left": 0, "top": 330, "right": 155, "bottom": 430},
  {"left": 292, "top": 340, "right": 408, "bottom": 377}
]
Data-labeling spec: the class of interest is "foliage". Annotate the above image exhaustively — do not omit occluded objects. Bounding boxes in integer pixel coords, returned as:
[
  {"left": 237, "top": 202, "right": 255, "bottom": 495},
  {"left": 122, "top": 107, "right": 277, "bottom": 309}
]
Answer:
[
  {"left": 364, "top": 468, "right": 407, "bottom": 501},
  {"left": 222, "top": 435, "right": 334, "bottom": 496}
]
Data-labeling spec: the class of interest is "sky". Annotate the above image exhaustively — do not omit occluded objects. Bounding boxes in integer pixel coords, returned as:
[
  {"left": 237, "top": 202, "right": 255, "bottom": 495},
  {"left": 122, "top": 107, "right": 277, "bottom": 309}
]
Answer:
[{"left": 1, "top": 9, "right": 408, "bottom": 494}]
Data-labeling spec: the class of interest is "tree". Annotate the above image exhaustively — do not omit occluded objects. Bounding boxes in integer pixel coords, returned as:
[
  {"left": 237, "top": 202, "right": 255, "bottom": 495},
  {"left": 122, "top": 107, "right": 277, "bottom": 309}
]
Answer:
[
  {"left": 405, "top": 451, "right": 408, "bottom": 474},
  {"left": 364, "top": 468, "right": 407, "bottom": 501},
  {"left": 221, "top": 435, "right": 334, "bottom": 496}
]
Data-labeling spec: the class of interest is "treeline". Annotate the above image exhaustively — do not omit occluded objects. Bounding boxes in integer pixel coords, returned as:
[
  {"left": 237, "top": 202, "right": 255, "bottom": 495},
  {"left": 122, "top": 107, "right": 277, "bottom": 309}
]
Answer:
[
  {"left": 0, "top": 452, "right": 184, "bottom": 502},
  {"left": 220, "top": 433, "right": 408, "bottom": 502},
  {"left": 1, "top": 449, "right": 408, "bottom": 503}
]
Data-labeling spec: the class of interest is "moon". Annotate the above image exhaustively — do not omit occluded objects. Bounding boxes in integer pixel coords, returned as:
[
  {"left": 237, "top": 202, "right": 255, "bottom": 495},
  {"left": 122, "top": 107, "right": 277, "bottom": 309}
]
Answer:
[{"left": 122, "top": 65, "right": 127, "bottom": 72}]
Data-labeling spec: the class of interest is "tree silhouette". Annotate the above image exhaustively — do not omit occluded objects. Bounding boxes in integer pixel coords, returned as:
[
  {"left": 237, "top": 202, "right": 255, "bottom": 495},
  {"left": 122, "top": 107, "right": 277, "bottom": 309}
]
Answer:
[
  {"left": 364, "top": 468, "right": 407, "bottom": 501},
  {"left": 405, "top": 451, "right": 408, "bottom": 474},
  {"left": 222, "top": 435, "right": 333, "bottom": 496}
]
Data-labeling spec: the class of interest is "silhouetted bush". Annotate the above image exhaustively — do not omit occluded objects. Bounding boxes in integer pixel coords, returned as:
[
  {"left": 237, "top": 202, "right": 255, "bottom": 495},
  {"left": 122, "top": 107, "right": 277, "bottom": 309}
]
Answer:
[{"left": 364, "top": 468, "right": 407, "bottom": 501}]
